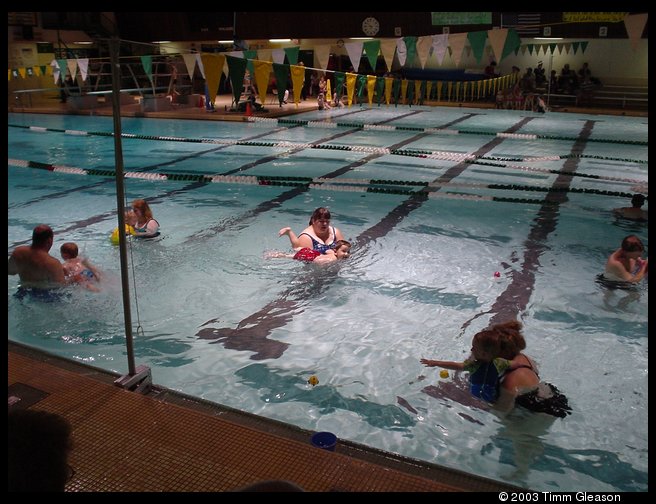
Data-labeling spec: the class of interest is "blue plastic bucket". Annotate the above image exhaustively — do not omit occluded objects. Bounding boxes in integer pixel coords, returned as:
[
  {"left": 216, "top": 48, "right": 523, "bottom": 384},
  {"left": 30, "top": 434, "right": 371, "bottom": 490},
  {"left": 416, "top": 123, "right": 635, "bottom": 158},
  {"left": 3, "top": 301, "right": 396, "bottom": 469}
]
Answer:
[{"left": 310, "top": 431, "right": 337, "bottom": 451}]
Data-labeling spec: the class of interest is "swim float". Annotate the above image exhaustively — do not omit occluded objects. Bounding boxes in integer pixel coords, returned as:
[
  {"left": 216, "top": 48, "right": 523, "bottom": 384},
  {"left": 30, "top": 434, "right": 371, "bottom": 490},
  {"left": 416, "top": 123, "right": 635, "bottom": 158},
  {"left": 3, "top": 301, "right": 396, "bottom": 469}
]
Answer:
[{"left": 110, "top": 224, "right": 136, "bottom": 244}]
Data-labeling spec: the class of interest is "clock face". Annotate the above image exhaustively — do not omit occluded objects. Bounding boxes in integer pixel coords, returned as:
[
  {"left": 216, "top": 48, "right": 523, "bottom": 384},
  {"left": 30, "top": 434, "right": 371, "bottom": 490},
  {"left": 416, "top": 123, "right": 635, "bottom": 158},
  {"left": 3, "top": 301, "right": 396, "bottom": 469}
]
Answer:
[{"left": 362, "top": 17, "right": 380, "bottom": 37}]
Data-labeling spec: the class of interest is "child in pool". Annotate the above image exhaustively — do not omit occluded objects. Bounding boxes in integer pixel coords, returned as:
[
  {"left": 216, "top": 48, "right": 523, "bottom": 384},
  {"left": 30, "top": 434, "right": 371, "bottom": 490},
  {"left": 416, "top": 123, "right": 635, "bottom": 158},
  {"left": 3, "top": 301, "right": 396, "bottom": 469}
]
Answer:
[
  {"left": 60, "top": 242, "right": 101, "bottom": 291},
  {"left": 266, "top": 240, "right": 351, "bottom": 264}
]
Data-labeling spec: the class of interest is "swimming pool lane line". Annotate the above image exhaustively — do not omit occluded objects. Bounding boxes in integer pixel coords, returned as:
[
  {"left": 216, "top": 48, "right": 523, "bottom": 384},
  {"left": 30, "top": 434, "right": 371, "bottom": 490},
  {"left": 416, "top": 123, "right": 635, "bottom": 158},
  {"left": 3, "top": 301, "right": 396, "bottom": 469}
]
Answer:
[
  {"left": 6, "top": 124, "right": 306, "bottom": 249},
  {"left": 485, "top": 119, "right": 597, "bottom": 327},
  {"left": 194, "top": 112, "right": 488, "bottom": 359}
]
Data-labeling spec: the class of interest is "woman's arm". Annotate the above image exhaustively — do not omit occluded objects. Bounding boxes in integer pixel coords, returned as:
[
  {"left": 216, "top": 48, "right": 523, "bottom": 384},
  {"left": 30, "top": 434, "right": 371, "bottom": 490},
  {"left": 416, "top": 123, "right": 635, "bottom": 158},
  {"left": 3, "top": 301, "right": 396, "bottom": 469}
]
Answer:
[
  {"left": 279, "top": 227, "right": 313, "bottom": 249},
  {"left": 420, "top": 359, "right": 465, "bottom": 371}
]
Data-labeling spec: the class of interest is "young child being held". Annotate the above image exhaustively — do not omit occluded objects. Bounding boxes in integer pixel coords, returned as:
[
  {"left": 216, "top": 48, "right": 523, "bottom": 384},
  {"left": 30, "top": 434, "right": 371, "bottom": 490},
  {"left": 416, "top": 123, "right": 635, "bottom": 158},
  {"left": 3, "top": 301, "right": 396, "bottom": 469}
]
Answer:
[{"left": 60, "top": 242, "right": 101, "bottom": 291}]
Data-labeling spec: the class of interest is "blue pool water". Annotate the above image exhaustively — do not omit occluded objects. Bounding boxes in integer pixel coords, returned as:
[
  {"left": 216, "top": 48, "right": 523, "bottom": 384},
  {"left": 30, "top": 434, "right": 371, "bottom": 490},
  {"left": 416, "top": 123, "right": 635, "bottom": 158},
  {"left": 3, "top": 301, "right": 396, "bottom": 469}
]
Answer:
[{"left": 8, "top": 107, "right": 648, "bottom": 491}]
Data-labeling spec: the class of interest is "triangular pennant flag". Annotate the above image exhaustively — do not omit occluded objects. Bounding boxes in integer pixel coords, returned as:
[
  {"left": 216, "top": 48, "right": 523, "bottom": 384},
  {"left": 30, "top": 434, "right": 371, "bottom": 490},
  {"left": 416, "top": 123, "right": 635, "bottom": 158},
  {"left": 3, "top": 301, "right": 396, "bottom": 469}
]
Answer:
[
  {"left": 271, "top": 48, "right": 285, "bottom": 65},
  {"left": 325, "top": 78, "right": 331, "bottom": 102},
  {"left": 50, "top": 59, "right": 60, "bottom": 84},
  {"left": 467, "top": 31, "right": 487, "bottom": 63},
  {"left": 406, "top": 79, "right": 414, "bottom": 105},
  {"left": 201, "top": 53, "right": 226, "bottom": 105},
  {"left": 345, "top": 41, "right": 364, "bottom": 72},
  {"left": 26, "top": 67, "right": 34, "bottom": 77},
  {"left": 290, "top": 64, "right": 305, "bottom": 105},
  {"left": 18, "top": 68, "right": 26, "bottom": 79},
  {"left": 257, "top": 48, "right": 272, "bottom": 62},
  {"left": 345, "top": 72, "right": 356, "bottom": 106},
  {"left": 66, "top": 58, "right": 77, "bottom": 82},
  {"left": 487, "top": 28, "right": 508, "bottom": 63},
  {"left": 314, "top": 44, "right": 331, "bottom": 70},
  {"left": 380, "top": 39, "right": 397, "bottom": 71},
  {"left": 384, "top": 76, "right": 393, "bottom": 105},
  {"left": 414, "top": 80, "right": 422, "bottom": 104},
  {"left": 624, "top": 13, "right": 648, "bottom": 51},
  {"left": 8, "top": 69, "right": 11, "bottom": 81},
  {"left": 403, "top": 36, "right": 417, "bottom": 67},
  {"left": 431, "top": 34, "right": 449, "bottom": 65},
  {"left": 57, "top": 59, "right": 67, "bottom": 79},
  {"left": 140, "top": 55, "right": 153, "bottom": 82},
  {"left": 580, "top": 41, "right": 588, "bottom": 53},
  {"left": 401, "top": 79, "right": 409, "bottom": 104},
  {"left": 356, "top": 74, "right": 367, "bottom": 98},
  {"left": 416, "top": 36, "right": 432, "bottom": 69},
  {"left": 253, "top": 59, "right": 272, "bottom": 106},
  {"left": 182, "top": 54, "right": 197, "bottom": 80},
  {"left": 392, "top": 77, "right": 401, "bottom": 105},
  {"left": 272, "top": 63, "right": 289, "bottom": 106},
  {"left": 448, "top": 33, "right": 467, "bottom": 67},
  {"left": 76, "top": 58, "right": 88, "bottom": 81},
  {"left": 572, "top": 42, "right": 580, "bottom": 55},
  {"left": 243, "top": 50, "right": 257, "bottom": 75},
  {"left": 375, "top": 76, "right": 385, "bottom": 105},
  {"left": 39, "top": 65, "right": 47, "bottom": 76},
  {"left": 363, "top": 40, "right": 380, "bottom": 71},
  {"left": 426, "top": 80, "right": 433, "bottom": 101},
  {"left": 32, "top": 66, "right": 40, "bottom": 77},
  {"left": 437, "top": 81, "right": 443, "bottom": 101},
  {"left": 396, "top": 38, "right": 408, "bottom": 66},
  {"left": 284, "top": 46, "right": 300, "bottom": 65},
  {"left": 334, "top": 71, "right": 345, "bottom": 97},
  {"left": 367, "top": 75, "right": 377, "bottom": 105},
  {"left": 549, "top": 43, "right": 558, "bottom": 54},
  {"left": 527, "top": 45, "right": 534, "bottom": 56},
  {"left": 195, "top": 54, "right": 205, "bottom": 79},
  {"left": 226, "top": 55, "right": 247, "bottom": 106}
]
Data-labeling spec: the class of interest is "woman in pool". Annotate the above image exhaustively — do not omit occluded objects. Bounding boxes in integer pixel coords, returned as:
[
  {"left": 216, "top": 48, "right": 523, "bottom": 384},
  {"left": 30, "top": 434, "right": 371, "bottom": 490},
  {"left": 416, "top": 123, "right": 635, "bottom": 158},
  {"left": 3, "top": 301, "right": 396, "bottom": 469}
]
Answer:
[
  {"left": 128, "top": 199, "right": 160, "bottom": 238},
  {"left": 278, "top": 207, "right": 344, "bottom": 253}
]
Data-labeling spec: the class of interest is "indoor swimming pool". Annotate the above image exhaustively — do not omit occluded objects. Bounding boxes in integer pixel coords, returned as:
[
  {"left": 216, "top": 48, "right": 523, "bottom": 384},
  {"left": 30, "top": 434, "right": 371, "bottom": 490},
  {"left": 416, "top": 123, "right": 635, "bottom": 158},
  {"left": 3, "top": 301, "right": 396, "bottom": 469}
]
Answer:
[{"left": 8, "top": 106, "right": 648, "bottom": 492}]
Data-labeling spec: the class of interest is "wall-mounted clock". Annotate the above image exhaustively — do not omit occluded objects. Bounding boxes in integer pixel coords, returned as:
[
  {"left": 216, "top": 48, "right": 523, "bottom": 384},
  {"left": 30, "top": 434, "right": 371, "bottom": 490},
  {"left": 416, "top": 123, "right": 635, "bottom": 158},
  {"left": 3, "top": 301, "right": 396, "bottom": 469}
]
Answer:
[{"left": 362, "top": 17, "right": 380, "bottom": 37}]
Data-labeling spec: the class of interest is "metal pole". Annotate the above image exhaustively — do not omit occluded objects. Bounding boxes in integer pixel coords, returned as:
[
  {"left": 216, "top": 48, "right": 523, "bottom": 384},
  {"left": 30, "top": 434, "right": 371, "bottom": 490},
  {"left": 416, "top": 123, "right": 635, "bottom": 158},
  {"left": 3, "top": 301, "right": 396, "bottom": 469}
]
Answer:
[{"left": 109, "top": 37, "right": 136, "bottom": 376}]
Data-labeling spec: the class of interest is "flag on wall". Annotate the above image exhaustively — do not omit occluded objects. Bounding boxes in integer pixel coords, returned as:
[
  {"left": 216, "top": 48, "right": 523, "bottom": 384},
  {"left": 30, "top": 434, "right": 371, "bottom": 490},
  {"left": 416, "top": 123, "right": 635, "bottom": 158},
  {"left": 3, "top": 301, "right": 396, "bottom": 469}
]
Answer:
[{"left": 502, "top": 13, "right": 541, "bottom": 36}]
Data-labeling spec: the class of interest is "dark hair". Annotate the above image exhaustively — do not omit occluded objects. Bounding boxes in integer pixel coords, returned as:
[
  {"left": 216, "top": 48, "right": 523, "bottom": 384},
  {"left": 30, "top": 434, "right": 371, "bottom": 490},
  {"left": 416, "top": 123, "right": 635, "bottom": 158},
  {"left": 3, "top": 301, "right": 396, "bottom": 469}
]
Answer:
[
  {"left": 631, "top": 194, "right": 645, "bottom": 208},
  {"left": 333, "top": 239, "right": 351, "bottom": 250},
  {"left": 8, "top": 409, "right": 73, "bottom": 492},
  {"left": 309, "top": 207, "right": 331, "bottom": 225},
  {"left": 621, "top": 235, "right": 644, "bottom": 253},
  {"left": 32, "top": 224, "right": 54, "bottom": 247}
]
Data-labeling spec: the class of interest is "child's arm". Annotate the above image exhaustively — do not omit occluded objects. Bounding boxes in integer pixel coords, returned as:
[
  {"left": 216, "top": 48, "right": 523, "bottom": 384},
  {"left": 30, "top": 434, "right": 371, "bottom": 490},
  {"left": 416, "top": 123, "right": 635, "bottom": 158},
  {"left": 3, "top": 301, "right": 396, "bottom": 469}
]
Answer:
[
  {"left": 278, "top": 227, "right": 302, "bottom": 249},
  {"left": 420, "top": 358, "right": 465, "bottom": 371}
]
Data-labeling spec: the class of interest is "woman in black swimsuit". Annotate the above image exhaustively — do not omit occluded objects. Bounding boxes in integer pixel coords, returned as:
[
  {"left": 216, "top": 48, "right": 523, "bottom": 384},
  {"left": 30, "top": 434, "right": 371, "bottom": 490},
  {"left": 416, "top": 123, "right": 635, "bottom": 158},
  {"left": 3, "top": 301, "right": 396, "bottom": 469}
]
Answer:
[
  {"left": 278, "top": 207, "right": 345, "bottom": 254},
  {"left": 496, "top": 321, "right": 571, "bottom": 418}
]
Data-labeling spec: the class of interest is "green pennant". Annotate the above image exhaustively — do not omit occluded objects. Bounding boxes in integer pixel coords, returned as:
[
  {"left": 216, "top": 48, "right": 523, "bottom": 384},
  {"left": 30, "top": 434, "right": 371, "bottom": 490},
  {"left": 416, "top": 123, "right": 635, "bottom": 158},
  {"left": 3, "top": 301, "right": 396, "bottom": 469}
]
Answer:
[
  {"left": 501, "top": 29, "right": 521, "bottom": 61},
  {"left": 356, "top": 74, "right": 367, "bottom": 98},
  {"left": 375, "top": 76, "right": 385, "bottom": 104},
  {"left": 334, "top": 71, "right": 345, "bottom": 97},
  {"left": 467, "top": 30, "right": 488, "bottom": 63},
  {"left": 402, "top": 36, "right": 417, "bottom": 66},
  {"left": 549, "top": 43, "right": 557, "bottom": 54},
  {"left": 580, "top": 41, "right": 588, "bottom": 53},
  {"left": 392, "top": 78, "right": 401, "bottom": 105},
  {"left": 363, "top": 40, "right": 380, "bottom": 72},
  {"left": 140, "top": 55, "right": 153, "bottom": 82},
  {"left": 272, "top": 63, "right": 289, "bottom": 106},
  {"left": 226, "top": 55, "right": 247, "bottom": 106},
  {"left": 283, "top": 46, "right": 299, "bottom": 65},
  {"left": 243, "top": 50, "right": 257, "bottom": 75}
]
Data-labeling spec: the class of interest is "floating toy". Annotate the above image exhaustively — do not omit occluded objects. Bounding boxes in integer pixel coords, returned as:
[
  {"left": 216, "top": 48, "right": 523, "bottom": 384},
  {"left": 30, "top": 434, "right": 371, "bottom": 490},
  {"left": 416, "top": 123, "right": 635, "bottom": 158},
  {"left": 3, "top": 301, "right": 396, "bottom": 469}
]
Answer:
[
  {"left": 308, "top": 375, "right": 319, "bottom": 386},
  {"left": 439, "top": 370, "right": 449, "bottom": 379},
  {"left": 110, "top": 224, "right": 136, "bottom": 245},
  {"left": 494, "top": 271, "right": 501, "bottom": 278}
]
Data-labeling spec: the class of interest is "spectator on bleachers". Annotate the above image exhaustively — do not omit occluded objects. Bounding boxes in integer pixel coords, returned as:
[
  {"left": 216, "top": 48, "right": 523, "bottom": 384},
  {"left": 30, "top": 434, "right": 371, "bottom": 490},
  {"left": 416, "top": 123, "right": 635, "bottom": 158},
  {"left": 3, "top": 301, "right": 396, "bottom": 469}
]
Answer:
[
  {"left": 534, "top": 61, "right": 546, "bottom": 87},
  {"left": 520, "top": 68, "right": 537, "bottom": 94},
  {"left": 485, "top": 61, "right": 498, "bottom": 78},
  {"left": 559, "top": 64, "right": 578, "bottom": 94}
]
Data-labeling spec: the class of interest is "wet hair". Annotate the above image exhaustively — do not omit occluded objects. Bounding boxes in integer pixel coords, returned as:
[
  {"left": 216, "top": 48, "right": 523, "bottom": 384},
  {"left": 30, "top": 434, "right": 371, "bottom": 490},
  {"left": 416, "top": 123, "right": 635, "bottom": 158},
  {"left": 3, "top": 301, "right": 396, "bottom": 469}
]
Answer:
[
  {"left": 60, "top": 242, "right": 79, "bottom": 259},
  {"left": 621, "top": 235, "right": 644, "bottom": 253},
  {"left": 32, "top": 224, "right": 54, "bottom": 247},
  {"left": 132, "top": 199, "right": 154, "bottom": 220},
  {"left": 631, "top": 194, "right": 645, "bottom": 208},
  {"left": 309, "top": 207, "right": 331, "bottom": 225},
  {"left": 334, "top": 240, "right": 351, "bottom": 252},
  {"left": 473, "top": 320, "right": 525, "bottom": 360}
]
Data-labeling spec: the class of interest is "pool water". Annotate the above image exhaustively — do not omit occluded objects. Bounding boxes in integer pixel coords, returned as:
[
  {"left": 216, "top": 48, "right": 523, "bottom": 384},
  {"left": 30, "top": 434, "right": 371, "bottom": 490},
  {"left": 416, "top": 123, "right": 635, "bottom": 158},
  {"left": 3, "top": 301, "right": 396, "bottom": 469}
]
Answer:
[{"left": 8, "top": 107, "right": 648, "bottom": 491}]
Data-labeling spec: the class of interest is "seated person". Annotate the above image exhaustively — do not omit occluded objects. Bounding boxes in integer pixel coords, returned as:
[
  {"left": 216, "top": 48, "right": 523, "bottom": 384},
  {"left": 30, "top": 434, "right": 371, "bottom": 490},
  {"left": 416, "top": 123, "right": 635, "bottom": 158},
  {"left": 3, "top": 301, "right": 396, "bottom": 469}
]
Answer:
[
  {"left": 603, "top": 234, "right": 648, "bottom": 283},
  {"left": 317, "top": 92, "right": 331, "bottom": 110},
  {"left": 60, "top": 242, "right": 101, "bottom": 291},
  {"left": 613, "top": 194, "right": 648, "bottom": 221},
  {"left": 331, "top": 92, "right": 344, "bottom": 108},
  {"left": 267, "top": 240, "right": 351, "bottom": 264}
]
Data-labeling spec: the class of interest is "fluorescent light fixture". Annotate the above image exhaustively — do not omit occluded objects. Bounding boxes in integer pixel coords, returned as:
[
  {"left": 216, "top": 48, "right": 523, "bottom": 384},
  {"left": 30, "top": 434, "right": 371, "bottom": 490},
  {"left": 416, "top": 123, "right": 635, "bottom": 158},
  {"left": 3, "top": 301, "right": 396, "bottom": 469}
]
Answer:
[
  {"left": 269, "top": 38, "right": 291, "bottom": 42},
  {"left": 350, "top": 37, "right": 373, "bottom": 40},
  {"left": 152, "top": 40, "right": 171, "bottom": 44},
  {"left": 73, "top": 41, "right": 93, "bottom": 45},
  {"left": 218, "top": 40, "right": 233, "bottom": 44},
  {"left": 534, "top": 37, "right": 563, "bottom": 40}
]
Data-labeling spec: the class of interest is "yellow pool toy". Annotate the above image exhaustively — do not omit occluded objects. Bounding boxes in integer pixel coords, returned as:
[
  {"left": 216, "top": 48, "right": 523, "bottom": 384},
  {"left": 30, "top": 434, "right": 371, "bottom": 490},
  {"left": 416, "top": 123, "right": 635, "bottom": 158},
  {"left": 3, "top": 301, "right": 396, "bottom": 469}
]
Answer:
[
  {"left": 110, "top": 224, "right": 136, "bottom": 244},
  {"left": 307, "top": 375, "right": 319, "bottom": 386},
  {"left": 439, "top": 370, "right": 449, "bottom": 379}
]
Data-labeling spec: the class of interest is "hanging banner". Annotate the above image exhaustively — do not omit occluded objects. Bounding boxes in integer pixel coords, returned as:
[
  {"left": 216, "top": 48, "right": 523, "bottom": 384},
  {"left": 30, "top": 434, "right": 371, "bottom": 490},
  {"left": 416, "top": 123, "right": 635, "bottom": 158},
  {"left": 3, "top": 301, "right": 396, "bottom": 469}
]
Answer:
[
  {"left": 562, "top": 12, "right": 627, "bottom": 23},
  {"left": 431, "top": 12, "right": 491, "bottom": 25}
]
